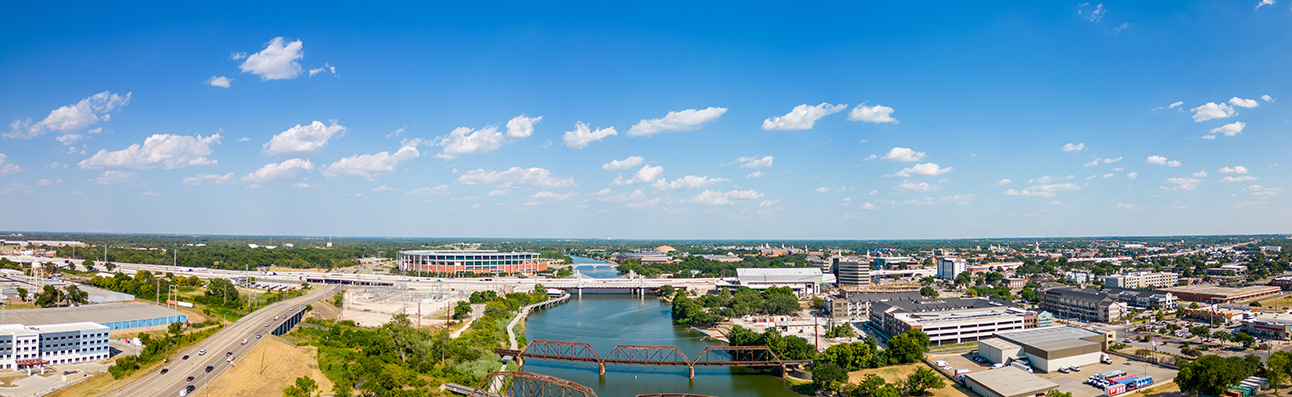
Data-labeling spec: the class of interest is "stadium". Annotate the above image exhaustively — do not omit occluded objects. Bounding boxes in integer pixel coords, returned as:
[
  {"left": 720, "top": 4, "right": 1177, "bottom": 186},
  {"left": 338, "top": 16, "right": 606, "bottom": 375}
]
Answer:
[{"left": 398, "top": 250, "right": 545, "bottom": 275}]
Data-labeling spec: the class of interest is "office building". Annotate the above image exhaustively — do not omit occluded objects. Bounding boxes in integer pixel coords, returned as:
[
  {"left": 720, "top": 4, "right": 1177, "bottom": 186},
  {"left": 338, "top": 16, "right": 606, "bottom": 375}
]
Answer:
[
  {"left": 869, "top": 297, "right": 1034, "bottom": 345},
  {"left": 836, "top": 258, "right": 872, "bottom": 288},
  {"left": 1103, "top": 271, "right": 1178, "bottom": 289},
  {"left": 0, "top": 322, "right": 110, "bottom": 370},
  {"left": 825, "top": 291, "right": 922, "bottom": 320},
  {"left": 874, "top": 256, "right": 912, "bottom": 270},
  {"left": 399, "top": 250, "right": 544, "bottom": 274},
  {"left": 1037, "top": 286, "right": 1126, "bottom": 323},
  {"left": 937, "top": 258, "right": 966, "bottom": 280}
]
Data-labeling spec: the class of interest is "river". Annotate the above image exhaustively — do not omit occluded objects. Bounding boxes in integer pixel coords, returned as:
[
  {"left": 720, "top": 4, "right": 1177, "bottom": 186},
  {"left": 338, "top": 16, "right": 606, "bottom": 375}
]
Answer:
[{"left": 521, "top": 256, "right": 800, "bottom": 396}]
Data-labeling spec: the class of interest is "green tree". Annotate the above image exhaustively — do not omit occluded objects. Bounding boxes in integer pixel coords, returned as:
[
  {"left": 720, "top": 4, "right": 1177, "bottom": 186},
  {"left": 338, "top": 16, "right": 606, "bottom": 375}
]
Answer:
[
  {"left": 887, "top": 329, "right": 931, "bottom": 364},
  {"left": 811, "top": 296, "right": 827, "bottom": 310},
  {"left": 1020, "top": 287, "right": 1037, "bottom": 301},
  {"left": 813, "top": 362, "right": 848, "bottom": 390},
  {"left": 1177, "top": 355, "right": 1255, "bottom": 396},
  {"left": 657, "top": 285, "right": 675, "bottom": 297},
  {"left": 105, "top": 262, "right": 115, "bottom": 271},
  {"left": 283, "top": 376, "right": 320, "bottom": 397},
  {"left": 905, "top": 366, "right": 946, "bottom": 396},
  {"left": 1047, "top": 390, "right": 1073, "bottom": 397},
  {"left": 1189, "top": 326, "right": 1212, "bottom": 340},
  {"left": 16, "top": 287, "right": 26, "bottom": 302},
  {"left": 920, "top": 286, "right": 939, "bottom": 298},
  {"left": 168, "top": 322, "right": 182, "bottom": 336},
  {"left": 1266, "top": 351, "right": 1292, "bottom": 391},
  {"left": 452, "top": 301, "right": 472, "bottom": 320},
  {"left": 64, "top": 285, "right": 88, "bottom": 305},
  {"left": 821, "top": 342, "right": 873, "bottom": 371}
]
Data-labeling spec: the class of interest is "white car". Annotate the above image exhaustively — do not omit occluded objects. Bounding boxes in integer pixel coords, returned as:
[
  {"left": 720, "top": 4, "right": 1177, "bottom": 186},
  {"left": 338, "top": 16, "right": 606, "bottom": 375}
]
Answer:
[
  {"left": 198, "top": 349, "right": 206, "bottom": 356},
  {"left": 1058, "top": 367, "right": 1071, "bottom": 373},
  {"left": 991, "top": 363, "right": 1003, "bottom": 369}
]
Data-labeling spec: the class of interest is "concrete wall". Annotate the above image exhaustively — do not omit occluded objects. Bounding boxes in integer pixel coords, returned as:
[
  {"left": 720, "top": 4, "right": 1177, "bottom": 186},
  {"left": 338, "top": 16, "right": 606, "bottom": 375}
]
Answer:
[
  {"left": 979, "top": 341, "right": 1023, "bottom": 364},
  {"left": 1034, "top": 351, "right": 1102, "bottom": 372}
]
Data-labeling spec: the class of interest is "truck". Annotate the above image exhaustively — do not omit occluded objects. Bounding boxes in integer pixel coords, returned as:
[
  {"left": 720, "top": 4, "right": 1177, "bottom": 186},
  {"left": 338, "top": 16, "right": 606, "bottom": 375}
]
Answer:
[
  {"left": 1106, "top": 383, "right": 1126, "bottom": 396},
  {"left": 1010, "top": 361, "right": 1033, "bottom": 374}
]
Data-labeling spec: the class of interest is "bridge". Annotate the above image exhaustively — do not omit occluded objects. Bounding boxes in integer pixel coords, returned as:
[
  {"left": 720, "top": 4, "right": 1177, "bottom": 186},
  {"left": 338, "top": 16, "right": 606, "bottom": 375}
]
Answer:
[
  {"left": 495, "top": 340, "right": 811, "bottom": 379},
  {"left": 450, "top": 371, "right": 720, "bottom": 397}
]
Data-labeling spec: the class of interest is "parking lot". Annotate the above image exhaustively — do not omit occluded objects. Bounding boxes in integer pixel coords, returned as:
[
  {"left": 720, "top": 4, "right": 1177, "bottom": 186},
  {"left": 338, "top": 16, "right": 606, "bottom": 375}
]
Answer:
[{"left": 929, "top": 352, "right": 1178, "bottom": 397}]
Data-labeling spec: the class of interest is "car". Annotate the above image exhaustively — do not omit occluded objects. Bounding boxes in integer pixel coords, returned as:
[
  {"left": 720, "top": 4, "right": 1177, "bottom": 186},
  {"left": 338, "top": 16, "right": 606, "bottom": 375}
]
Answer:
[
  {"left": 186, "top": 385, "right": 195, "bottom": 392},
  {"left": 198, "top": 349, "right": 206, "bottom": 356},
  {"left": 274, "top": 315, "right": 279, "bottom": 320},
  {"left": 1123, "top": 338, "right": 1133, "bottom": 343},
  {"left": 264, "top": 322, "right": 269, "bottom": 327},
  {"left": 226, "top": 351, "right": 232, "bottom": 356},
  {"left": 205, "top": 365, "right": 214, "bottom": 373},
  {"left": 187, "top": 376, "right": 194, "bottom": 382},
  {"left": 182, "top": 355, "right": 189, "bottom": 360},
  {"left": 160, "top": 368, "right": 169, "bottom": 374},
  {"left": 241, "top": 338, "right": 248, "bottom": 345},
  {"left": 1058, "top": 367, "right": 1070, "bottom": 373},
  {"left": 991, "top": 363, "right": 1003, "bottom": 369},
  {"left": 256, "top": 334, "right": 262, "bottom": 339},
  {"left": 1071, "top": 365, "right": 1081, "bottom": 372}
]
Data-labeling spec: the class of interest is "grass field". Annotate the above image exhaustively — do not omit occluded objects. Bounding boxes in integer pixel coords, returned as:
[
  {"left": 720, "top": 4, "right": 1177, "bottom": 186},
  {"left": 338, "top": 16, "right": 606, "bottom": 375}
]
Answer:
[
  {"left": 849, "top": 363, "right": 973, "bottom": 397},
  {"left": 1255, "top": 293, "right": 1292, "bottom": 311},
  {"left": 204, "top": 335, "right": 333, "bottom": 397},
  {"left": 45, "top": 357, "right": 166, "bottom": 397}
]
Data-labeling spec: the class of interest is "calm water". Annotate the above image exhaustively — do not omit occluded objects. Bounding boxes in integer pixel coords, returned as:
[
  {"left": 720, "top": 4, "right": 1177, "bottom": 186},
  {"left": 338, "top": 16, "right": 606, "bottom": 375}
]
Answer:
[
  {"left": 524, "top": 257, "right": 800, "bottom": 397},
  {"left": 570, "top": 255, "right": 622, "bottom": 279}
]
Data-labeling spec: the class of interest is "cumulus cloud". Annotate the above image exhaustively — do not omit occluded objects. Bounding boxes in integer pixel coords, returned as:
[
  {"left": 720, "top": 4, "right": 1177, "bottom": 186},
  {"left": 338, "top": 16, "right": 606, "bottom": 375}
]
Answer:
[
  {"left": 1145, "top": 155, "right": 1181, "bottom": 167},
  {"left": 894, "top": 181, "right": 938, "bottom": 192},
  {"left": 532, "top": 191, "right": 577, "bottom": 200},
  {"left": 1115, "top": 203, "right": 1144, "bottom": 210},
  {"left": 90, "top": 170, "right": 138, "bottom": 185},
  {"left": 0, "top": 154, "right": 21, "bottom": 175},
  {"left": 1191, "top": 102, "right": 1236, "bottom": 122},
  {"left": 205, "top": 76, "right": 232, "bottom": 88},
  {"left": 1244, "top": 184, "right": 1281, "bottom": 197},
  {"left": 6, "top": 91, "right": 131, "bottom": 139},
  {"left": 456, "top": 167, "right": 576, "bottom": 188},
  {"left": 1163, "top": 177, "right": 1201, "bottom": 191},
  {"left": 308, "top": 63, "right": 337, "bottom": 77},
  {"left": 997, "top": 179, "right": 1012, "bottom": 186},
  {"left": 239, "top": 37, "right": 304, "bottom": 80},
  {"left": 242, "top": 159, "right": 314, "bottom": 183},
  {"left": 847, "top": 104, "right": 898, "bottom": 124},
  {"left": 1256, "top": 0, "right": 1275, "bottom": 9},
  {"left": 1192, "top": 171, "right": 1209, "bottom": 178},
  {"left": 889, "top": 163, "right": 952, "bottom": 177},
  {"left": 79, "top": 133, "right": 221, "bottom": 170},
  {"left": 372, "top": 185, "right": 400, "bottom": 192},
  {"left": 321, "top": 143, "right": 420, "bottom": 179},
  {"left": 881, "top": 147, "right": 925, "bottom": 162},
  {"left": 434, "top": 126, "right": 504, "bottom": 159},
  {"left": 1154, "top": 101, "right": 1185, "bottom": 111},
  {"left": 1261, "top": 94, "right": 1275, "bottom": 102},
  {"left": 627, "top": 107, "right": 727, "bottom": 136},
  {"left": 1127, "top": 172, "right": 1138, "bottom": 179},
  {"left": 1229, "top": 97, "right": 1260, "bottom": 108},
  {"left": 562, "top": 122, "right": 617, "bottom": 149},
  {"left": 1220, "top": 175, "right": 1257, "bottom": 183},
  {"left": 761, "top": 103, "right": 847, "bottom": 131},
  {"left": 687, "top": 189, "right": 763, "bottom": 206},
  {"left": 1219, "top": 166, "right": 1249, "bottom": 174},
  {"left": 264, "top": 121, "right": 345, "bottom": 157},
  {"left": 602, "top": 156, "right": 644, "bottom": 171},
  {"left": 1062, "top": 143, "right": 1085, "bottom": 152},
  {"left": 1079, "top": 3, "right": 1106, "bottom": 22},
  {"left": 0, "top": 181, "right": 34, "bottom": 195},
  {"left": 407, "top": 185, "right": 450, "bottom": 196},
  {"left": 736, "top": 155, "right": 774, "bottom": 168},
  {"left": 1083, "top": 157, "right": 1123, "bottom": 167},
  {"left": 506, "top": 115, "right": 542, "bottom": 138},
  {"left": 181, "top": 172, "right": 237, "bottom": 185},
  {"left": 746, "top": 171, "right": 763, "bottom": 178},
  {"left": 613, "top": 165, "right": 664, "bottom": 185},
  {"left": 1003, "top": 183, "right": 1081, "bottom": 197},
  {"left": 1210, "top": 121, "right": 1246, "bottom": 137},
  {"left": 653, "top": 175, "right": 728, "bottom": 190}
]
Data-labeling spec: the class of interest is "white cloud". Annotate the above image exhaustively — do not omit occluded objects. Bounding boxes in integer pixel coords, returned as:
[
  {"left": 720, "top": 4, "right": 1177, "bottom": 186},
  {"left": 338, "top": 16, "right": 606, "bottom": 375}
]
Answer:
[
  {"left": 1210, "top": 121, "right": 1245, "bottom": 137},
  {"left": 746, "top": 171, "right": 763, "bottom": 178},
  {"left": 1244, "top": 184, "right": 1281, "bottom": 197},
  {"left": 1191, "top": 102, "right": 1236, "bottom": 122},
  {"left": 814, "top": 187, "right": 830, "bottom": 193},
  {"left": 894, "top": 181, "right": 938, "bottom": 192},
  {"left": 654, "top": 175, "right": 728, "bottom": 190},
  {"left": 321, "top": 143, "right": 420, "bottom": 179},
  {"left": 5, "top": 91, "right": 131, "bottom": 139},
  {"left": 1219, "top": 166, "right": 1249, "bottom": 174},
  {"left": 1115, "top": 203, "right": 1143, "bottom": 210},
  {"left": 0, "top": 154, "right": 21, "bottom": 175},
  {"left": 1083, "top": 157, "right": 1123, "bottom": 167},
  {"left": 1228, "top": 97, "right": 1260, "bottom": 108},
  {"left": 264, "top": 121, "right": 346, "bottom": 157},
  {"left": 1220, "top": 175, "right": 1258, "bottom": 183},
  {"left": 90, "top": 170, "right": 138, "bottom": 185},
  {"left": 864, "top": 154, "right": 878, "bottom": 160},
  {"left": 205, "top": 76, "right": 232, "bottom": 88},
  {"left": 1261, "top": 94, "right": 1274, "bottom": 102},
  {"left": 1079, "top": 3, "right": 1106, "bottom": 22},
  {"left": 847, "top": 104, "right": 898, "bottom": 124},
  {"left": 1154, "top": 101, "right": 1185, "bottom": 111},
  {"left": 0, "top": 181, "right": 34, "bottom": 195},
  {"left": 141, "top": 191, "right": 162, "bottom": 197},
  {"left": 881, "top": 147, "right": 925, "bottom": 162},
  {"left": 687, "top": 189, "right": 763, "bottom": 206},
  {"left": 181, "top": 172, "right": 237, "bottom": 185},
  {"left": 1003, "top": 183, "right": 1081, "bottom": 197},
  {"left": 242, "top": 159, "right": 314, "bottom": 183},
  {"left": 457, "top": 167, "right": 576, "bottom": 188},
  {"left": 1256, "top": 0, "right": 1275, "bottom": 9},
  {"left": 562, "top": 122, "right": 617, "bottom": 149},
  {"left": 1127, "top": 172, "right": 1138, "bottom": 179},
  {"left": 889, "top": 162, "right": 952, "bottom": 177},
  {"left": 1163, "top": 177, "right": 1202, "bottom": 191},
  {"left": 532, "top": 191, "right": 577, "bottom": 200},
  {"left": 56, "top": 133, "right": 87, "bottom": 146},
  {"left": 434, "top": 126, "right": 504, "bottom": 159},
  {"left": 1047, "top": 200, "right": 1062, "bottom": 206},
  {"left": 1062, "top": 143, "right": 1085, "bottom": 152},
  {"left": 79, "top": 133, "right": 221, "bottom": 170},
  {"left": 602, "top": 156, "right": 644, "bottom": 171},
  {"left": 1192, "top": 171, "right": 1209, "bottom": 178},
  {"left": 736, "top": 155, "right": 774, "bottom": 168},
  {"left": 858, "top": 202, "right": 878, "bottom": 210},
  {"left": 239, "top": 37, "right": 304, "bottom": 80},
  {"left": 1145, "top": 155, "right": 1180, "bottom": 167},
  {"left": 372, "top": 185, "right": 400, "bottom": 192},
  {"left": 613, "top": 165, "right": 665, "bottom": 185},
  {"left": 627, "top": 107, "right": 727, "bottom": 136},
  {"left": 308, "top": 63, "right": 337, "bottom": 77},
  {"left": 407, "top": 185, "right": 450, "bottom": 196},
  {"left": 291, "top": 182, "right": 318, "bottom": 189},
  {"left": 761, "top": 103, "right": 847, "bottom": 131},
  {"left": 486, "top": 189, "right": 511, "bottom": 197},
  {"left": 997, "top": 179, "right": 1012, "bottom": 186},
  {"left": 506, "top": 115, "right": 542, "bottom": 138}
]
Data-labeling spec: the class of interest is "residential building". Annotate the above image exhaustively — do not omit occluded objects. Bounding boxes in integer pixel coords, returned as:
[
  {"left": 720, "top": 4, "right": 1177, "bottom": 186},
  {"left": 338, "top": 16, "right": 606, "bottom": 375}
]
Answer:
[
  {"left": 0, "top": 322, "right": 110, "bottom": 370},
  {"left": 400, "top": 250, "right": 545, "bottom": 274},
  {"left": 1064, "top": 272, "right": 1094, "bottom": 284},
  {"left": 1103, "top": 271, "right": 1178, "bottom": 289},
  {"left": 1038, "top": 286, "right": 1126, "bottom": 323},
  {"left": 825, "top": 291, "right": 922, "bottom": 320},
  {"left": 1004, "top": 277, "right": 1028, "bottom": 290},
  {"left": 937, "top": 258, "right": 967, "bottom": 280},
  {"left": 1104, "top": 287, "right": 1178, "bottom": 310},
  {"left": 836, "top": 258, "right": 871, "bottom": 288},
  {"left": 869, "top": 297, "right": 1034, "bottom": 345}
]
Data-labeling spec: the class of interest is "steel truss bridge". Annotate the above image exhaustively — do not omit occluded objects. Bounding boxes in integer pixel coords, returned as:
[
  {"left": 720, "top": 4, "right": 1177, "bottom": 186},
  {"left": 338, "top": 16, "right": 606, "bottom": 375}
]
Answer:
[
  {"left": 495, "top": 340, "right": 812, "bottom": 379},
  {"left": 463, "top": 371, "right": 720, "bottom": 397}
]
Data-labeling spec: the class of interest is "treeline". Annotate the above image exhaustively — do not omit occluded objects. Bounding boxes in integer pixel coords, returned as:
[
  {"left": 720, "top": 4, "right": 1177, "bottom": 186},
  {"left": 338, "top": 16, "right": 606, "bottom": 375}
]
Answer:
[
  {"left": 618, "top": 254, "right": 811, "bottom": 278},
  {"left": 671, "top": 287, "right": 801, "bottom": 326}
]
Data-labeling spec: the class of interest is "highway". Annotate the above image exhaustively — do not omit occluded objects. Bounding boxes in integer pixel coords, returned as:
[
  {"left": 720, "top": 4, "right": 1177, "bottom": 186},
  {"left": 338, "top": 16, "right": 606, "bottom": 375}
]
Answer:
[{"left": 103, "top": 284, "right": 339, "bottom": 397}]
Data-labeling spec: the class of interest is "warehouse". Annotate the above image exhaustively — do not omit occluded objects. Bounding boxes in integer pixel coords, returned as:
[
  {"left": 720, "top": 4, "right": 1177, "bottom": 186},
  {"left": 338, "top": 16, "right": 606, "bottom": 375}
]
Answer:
[
  {"left": 1163, "top": 285, "right": 1282, "bottom": 303},
  {"left": 735, "top": 268, "right": 828, "bottom": 295},
  {"left": 977, "top": 338, "right": 1024, "bottom": 365},
  {"left": 3, "top": 303, "right": 186, "bottom": 335},
  {"left": 963, "top": 367, "right": 1059, "bottom": 397},
  {"left": 991, "top": 326, "right": 1112, "bottom": 372}
]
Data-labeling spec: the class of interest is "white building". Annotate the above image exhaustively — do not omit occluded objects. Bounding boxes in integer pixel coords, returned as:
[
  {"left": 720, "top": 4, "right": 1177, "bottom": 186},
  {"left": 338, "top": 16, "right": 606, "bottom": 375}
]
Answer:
[
  {"left": 734, "top": 268, "right": 826, "bottom": 295},
  {"left": 0, "top": 322, "right": 110, "bottom": 370},
  {"left": 985, "top": 326, "right": 1112, "bottom": 373},
  {"left": 1103, "top": 271, "right": 1178, "bottom": 289},
  {"left": 937, "top": 258, "right": 967, "bottom": 280},
  {"left": 1064, "top": 272, "right": 1094, "bottom": 284}
]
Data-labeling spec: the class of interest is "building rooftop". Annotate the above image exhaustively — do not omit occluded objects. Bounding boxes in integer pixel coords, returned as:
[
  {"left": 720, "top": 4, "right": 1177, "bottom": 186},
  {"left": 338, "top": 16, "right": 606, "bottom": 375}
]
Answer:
[
  {"left": 1165, "top": 284, "right": 1280, "bottom": 297},
  {"left": 872, "top": 297, "right": 1010, "bottom": 313},
  {"left": 996, "top": 325, "right": 1104, "bottom": 346},
  {"left": 835, "top": 291, "right": 923, "bottom": 303},
  {"left": 978, "top": 338, "right": 1021, "bottom": 351},
  {"left": 736, "top": 268, "right": 824, "bottom": 284},
  {"left": 1041, "top": 286, "right": 1115, "bottom": 302},
  {"left": 29, "top": 322, "right": 109, "bottom": 333},
  {"left": 964, "top": 367, "right": 1059, "bottom": 397},
  {"left": 1104, "top": 287, "right": 1174, "bottom": 298},
  {"left": 3, "top": 302, "right": 181, "bottom": 326}
]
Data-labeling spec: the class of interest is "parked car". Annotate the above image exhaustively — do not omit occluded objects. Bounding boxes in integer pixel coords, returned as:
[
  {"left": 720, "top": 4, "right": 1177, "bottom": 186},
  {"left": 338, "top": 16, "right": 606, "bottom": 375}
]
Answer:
[
  {"left": 1058, "top": 367, "right": 1070, "bottom": 373},
  {"left": 1071, "top": 365, "right": 1081, "bottom": 372}
]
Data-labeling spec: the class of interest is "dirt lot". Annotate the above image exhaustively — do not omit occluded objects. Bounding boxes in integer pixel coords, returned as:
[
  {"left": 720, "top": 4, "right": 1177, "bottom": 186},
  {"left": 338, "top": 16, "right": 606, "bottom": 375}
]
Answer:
[
  {"left": 849, "top": 363, "right": 974, "bottom": 397},
  {"left": 204, "top": 335, "right": 333, "bottom": 397}
]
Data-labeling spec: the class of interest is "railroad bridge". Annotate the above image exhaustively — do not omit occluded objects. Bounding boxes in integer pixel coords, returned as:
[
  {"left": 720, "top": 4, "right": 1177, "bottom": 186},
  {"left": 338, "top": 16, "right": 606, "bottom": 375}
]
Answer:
[{"left": 495, "top": 340, "right": 811, "bottom": 379}]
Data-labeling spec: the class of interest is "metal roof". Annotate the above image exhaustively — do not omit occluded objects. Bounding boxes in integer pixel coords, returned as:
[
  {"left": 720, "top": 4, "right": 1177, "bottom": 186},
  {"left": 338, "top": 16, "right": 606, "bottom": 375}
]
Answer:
[
  {"left": 996, "top": 326, "right": 1103, "bottom": 346},
  {"left": 736, "top": 268, "right": 823, "bottom": 283},
  {"left": 3, "top": 302, "right": 180, "bottom": 326},
  {"left": 965, "top": 367, "right": 1059, "bottom": 397},
  {"left": 979, "top": 338, "right": 1021, "bottom": 351}
]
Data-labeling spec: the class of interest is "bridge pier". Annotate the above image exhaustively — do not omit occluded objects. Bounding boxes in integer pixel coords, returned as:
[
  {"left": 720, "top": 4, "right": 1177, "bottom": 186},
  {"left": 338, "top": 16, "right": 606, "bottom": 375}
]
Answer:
[
  {"left": 578, "top": 288, "right": 582, "bottom": 297},
  {"left": 598, "top": 362, "right": 605, "bottom": 375},
  {"left": 688, "top": 366, "right": 695, "bottom": 379}
]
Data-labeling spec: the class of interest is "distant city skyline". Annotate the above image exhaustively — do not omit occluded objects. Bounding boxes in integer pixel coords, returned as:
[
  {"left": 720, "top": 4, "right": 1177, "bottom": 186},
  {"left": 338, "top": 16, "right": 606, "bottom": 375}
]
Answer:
[{"left": 1, "top": 2, "right": 1290, "bottom": 239}]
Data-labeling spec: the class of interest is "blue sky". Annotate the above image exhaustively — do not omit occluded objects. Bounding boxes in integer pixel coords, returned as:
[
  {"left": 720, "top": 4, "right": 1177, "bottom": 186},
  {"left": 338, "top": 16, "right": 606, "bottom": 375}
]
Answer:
[{"left": 1, "top": 1, "right": 1290, "bottom": 239}]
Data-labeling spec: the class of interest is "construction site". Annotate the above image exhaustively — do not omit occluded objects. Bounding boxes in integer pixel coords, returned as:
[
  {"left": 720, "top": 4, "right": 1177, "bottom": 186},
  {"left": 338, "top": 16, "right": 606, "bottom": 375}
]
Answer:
[{"left": 338, "top": 281, "right": 499, "bottom": 328}]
